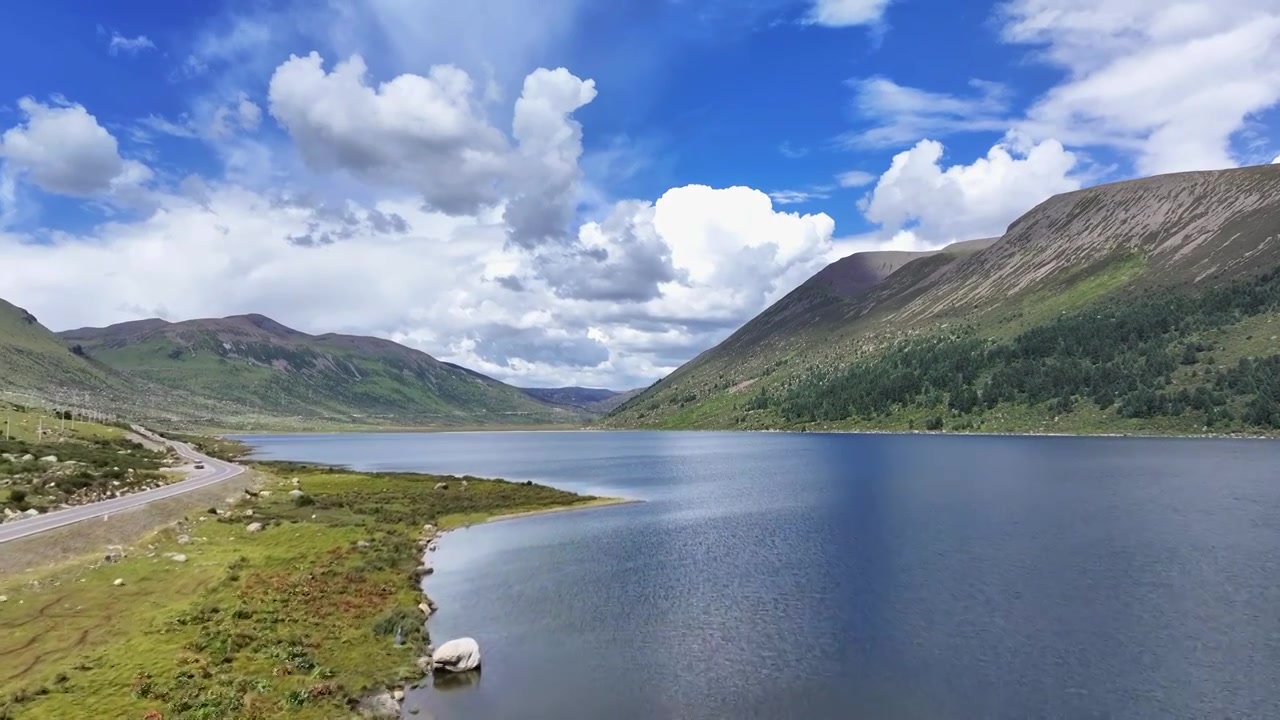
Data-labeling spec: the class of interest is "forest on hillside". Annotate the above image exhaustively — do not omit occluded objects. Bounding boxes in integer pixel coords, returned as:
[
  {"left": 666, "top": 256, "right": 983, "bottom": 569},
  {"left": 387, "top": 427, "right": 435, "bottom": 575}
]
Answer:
[{"left": 747, "top": 266, "right": 1280, "bottom": 431}]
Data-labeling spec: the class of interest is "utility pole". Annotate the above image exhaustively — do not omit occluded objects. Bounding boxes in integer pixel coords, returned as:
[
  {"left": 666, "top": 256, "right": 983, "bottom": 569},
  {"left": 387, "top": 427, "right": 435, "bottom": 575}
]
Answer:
[{"left": 37, "top": 417, "right": 43, "bottom": 441}]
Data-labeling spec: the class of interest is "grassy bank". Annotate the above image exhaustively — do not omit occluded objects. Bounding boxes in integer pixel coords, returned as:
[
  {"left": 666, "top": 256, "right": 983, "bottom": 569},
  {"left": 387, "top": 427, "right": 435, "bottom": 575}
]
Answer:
[{"left": 0, "top": 463, "right": 599, "bottom": 719}]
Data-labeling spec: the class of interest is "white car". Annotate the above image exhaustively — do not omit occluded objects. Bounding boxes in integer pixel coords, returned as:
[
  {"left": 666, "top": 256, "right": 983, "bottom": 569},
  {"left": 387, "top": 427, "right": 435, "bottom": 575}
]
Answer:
[{"left": 194, "top": 462, "right": 206, "bottom": 470}]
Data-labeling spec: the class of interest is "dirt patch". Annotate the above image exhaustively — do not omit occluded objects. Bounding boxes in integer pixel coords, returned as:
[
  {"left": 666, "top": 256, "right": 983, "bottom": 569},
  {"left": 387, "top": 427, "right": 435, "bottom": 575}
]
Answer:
[{"left": 728, "top": 378, "right": 759, "bottom": 394}]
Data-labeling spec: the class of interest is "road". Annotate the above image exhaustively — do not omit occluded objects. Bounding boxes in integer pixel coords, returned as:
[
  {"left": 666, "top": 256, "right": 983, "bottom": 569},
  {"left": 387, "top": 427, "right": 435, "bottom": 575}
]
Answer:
[{"left": 0, "top": 427, "right": 245, "bottom": 544}]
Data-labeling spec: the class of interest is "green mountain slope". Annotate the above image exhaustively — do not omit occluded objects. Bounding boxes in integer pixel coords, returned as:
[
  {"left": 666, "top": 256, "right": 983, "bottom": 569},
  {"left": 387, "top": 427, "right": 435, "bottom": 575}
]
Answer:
[
  {"left": 605, "top": 164, "right": 1280, "bottom": 435},
  {"left": 60, "top": 314, "right": 581, "bottom": 427},
  {"left": 0, "top": 298, "right": 121, "bottom": 395}
]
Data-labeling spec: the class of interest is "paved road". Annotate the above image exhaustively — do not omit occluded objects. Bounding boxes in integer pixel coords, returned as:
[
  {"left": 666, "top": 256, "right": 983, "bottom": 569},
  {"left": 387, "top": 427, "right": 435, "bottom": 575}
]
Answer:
[{"left": 0, "top": 428, "right": 245, "bottom": 544}]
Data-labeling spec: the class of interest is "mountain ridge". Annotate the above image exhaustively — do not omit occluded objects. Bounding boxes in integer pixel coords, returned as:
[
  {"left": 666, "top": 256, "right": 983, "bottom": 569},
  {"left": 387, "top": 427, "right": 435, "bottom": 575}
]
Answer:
[{"left": 605, "top": 163, "right": 1280, "bottom": 435}]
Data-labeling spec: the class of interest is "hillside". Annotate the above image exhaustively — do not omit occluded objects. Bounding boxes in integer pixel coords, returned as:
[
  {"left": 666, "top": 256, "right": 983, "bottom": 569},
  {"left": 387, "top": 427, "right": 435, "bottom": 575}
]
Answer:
[
  {"left": 59, "top": 314, "right": 581, "bottom": 427},
  {"left": 519, "top": 386, "right": 643, "bottom": 413},
  {"left": 606, "top": 164, "right": 1280, "bottom": 435}
]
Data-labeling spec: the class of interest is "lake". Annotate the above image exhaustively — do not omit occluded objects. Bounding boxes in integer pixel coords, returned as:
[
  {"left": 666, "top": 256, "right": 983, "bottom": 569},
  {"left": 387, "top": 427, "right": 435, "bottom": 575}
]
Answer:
[{"left": 240, "top": 431, "right": 1280, "bottom": 719}]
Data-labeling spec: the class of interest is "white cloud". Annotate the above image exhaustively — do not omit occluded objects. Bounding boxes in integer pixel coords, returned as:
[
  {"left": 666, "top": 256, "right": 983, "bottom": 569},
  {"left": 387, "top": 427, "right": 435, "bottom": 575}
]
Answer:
[
  {"left": 1000, "top": 0, "right": 1280, "bottom": 175},
  {"left": 841, "top": 76, "right": 1012, "bottom": 149},
  {"left": 861, "top": 137, "right": 1080, "bottom": 245},
  {"left": 0, "top": 177, "right": 837, "bottom": 388},
  {"left": 268, "top": 52, "right": 510, "bottom": 215},
  {"left": 836, "top": 170, "right": 876, "bottom": 188},
  {"left": 108, "top": 32, "right": 155, "bottom": 56},
  {"left": 768, "top": 189, "right": 831, "bottom": 205},
  {"left": 504, "top": 67, "right": 597, "bottom": 247},
  {"left": 806, "top": 0, "right": 892, "bottom": 28},
  {"left": 0, "top": 98, "right": 151, "bottom": 197},
  {"left": 1273, "top": 155, "right": 1280, "bottom": 164}
]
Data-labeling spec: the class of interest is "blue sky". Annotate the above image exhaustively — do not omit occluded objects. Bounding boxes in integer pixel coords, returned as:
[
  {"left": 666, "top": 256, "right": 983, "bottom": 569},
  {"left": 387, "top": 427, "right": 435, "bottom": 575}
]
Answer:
[{"left": 1, "top": 0, "right": 1278, "bottom": 388}]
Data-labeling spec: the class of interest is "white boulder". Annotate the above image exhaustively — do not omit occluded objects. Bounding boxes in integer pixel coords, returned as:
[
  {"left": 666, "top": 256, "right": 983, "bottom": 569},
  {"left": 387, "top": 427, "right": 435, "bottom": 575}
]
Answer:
[
  {"left": 288, "top": 489, "right": 305, "bottom": 499},
  {"left": 170, "top": 554, "right": 188, "bottom": 563},
  {"left": 113, "top": 578, "right": 125, "bottom": 587},
  {"left": 245, "top": 522, "right": 264, "bottom": 534},
  {"left": 39, "top": 455, "right": 58, "bottom": 463},
  {"left": 431, "top": 637, "right": 481, "bottom": 673}
]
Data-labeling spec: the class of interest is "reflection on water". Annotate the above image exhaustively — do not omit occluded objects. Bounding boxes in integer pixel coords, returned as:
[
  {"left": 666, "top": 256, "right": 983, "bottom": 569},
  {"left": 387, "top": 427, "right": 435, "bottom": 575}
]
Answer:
[
  {"left": 240, "top": 431, "right": 1280, "bottom": 720},
  {"left": 432, "top": 670, "right": 481, "bottom": 693}
]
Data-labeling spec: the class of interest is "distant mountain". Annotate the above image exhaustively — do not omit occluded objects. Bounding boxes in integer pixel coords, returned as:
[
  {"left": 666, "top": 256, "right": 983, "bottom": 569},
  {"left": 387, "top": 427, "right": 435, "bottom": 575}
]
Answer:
[
  {"left": 520, "top": 386, "right": 644, "bottom": 413},
  {"left": 606, "top": 164, "right": 1280, "bottom": 436},
  {"left": 59, "top": 314, "right": 580, "bottom": 427}
]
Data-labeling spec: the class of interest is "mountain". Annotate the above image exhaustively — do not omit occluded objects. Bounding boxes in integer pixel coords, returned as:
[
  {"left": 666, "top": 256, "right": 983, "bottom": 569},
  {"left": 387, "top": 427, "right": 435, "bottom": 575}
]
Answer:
[
  {"left": 606, "top": 164, "right": 1280, "bottom": 435},
  {"left": 520, "top": 386, "right": 645, "bottom": 413},
  {"left": 0, "top": 298, "right": 123, "bottom": 395},
  {"left": 59, "top": 314, "right": 581, "bottom": 427}
]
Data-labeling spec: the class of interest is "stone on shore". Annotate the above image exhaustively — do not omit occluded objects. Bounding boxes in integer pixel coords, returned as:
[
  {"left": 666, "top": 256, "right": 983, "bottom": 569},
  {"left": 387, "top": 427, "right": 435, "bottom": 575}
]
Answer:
[
  {"left": 355, "top": 691, "right": 400, "bottom": 718},
  {"left": 432, "top": 637, "right": 481, "bottom": 673},
  {"left": 427, "top": 540, "right": 438, "bottom": 552},
  {"left": 423, "top": 524, "right": 436, "bottom": 535},
  {"left": 393, "top": 690, "right": 405, "bottom": 702}
]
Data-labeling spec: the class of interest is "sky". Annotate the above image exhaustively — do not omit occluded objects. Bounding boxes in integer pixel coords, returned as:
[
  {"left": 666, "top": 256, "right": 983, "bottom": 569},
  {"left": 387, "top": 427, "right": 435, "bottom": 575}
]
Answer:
[{"left": 0, "top": 0, "right": 1278, "bottom": 390}]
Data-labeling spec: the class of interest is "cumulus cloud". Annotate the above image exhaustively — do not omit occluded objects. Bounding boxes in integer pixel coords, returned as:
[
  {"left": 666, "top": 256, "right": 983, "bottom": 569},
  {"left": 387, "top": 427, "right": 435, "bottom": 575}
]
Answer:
[
  {"left": 999, "top": 0, "right": 1280, "bottom": 175},
  {"left": 504, "top": 68, "right": 597, "bottom": 248},
  {"left": 107, "top": 32, "right": 155, "bottom": 56},
  {"left": 806, "top": 0, "right": 892, "bottom": 27},
  {"left": 0, "top": 98, "right": 151, "bottom": 197},
  {"left": 268, "top": 52, "right": 509, "bottom": 215},
  {"left": 861, "top": 137, "right": 1080, "bottom": 245},
  {"left": 0, "top": 178, "right": 837, "bottom": 388}
]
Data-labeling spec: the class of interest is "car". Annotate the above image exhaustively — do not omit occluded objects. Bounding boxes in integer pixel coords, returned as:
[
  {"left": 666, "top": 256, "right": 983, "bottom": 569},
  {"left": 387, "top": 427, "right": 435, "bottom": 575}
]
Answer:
[{"left": 194, "top": 462, "right": 206, "bottom": 470}]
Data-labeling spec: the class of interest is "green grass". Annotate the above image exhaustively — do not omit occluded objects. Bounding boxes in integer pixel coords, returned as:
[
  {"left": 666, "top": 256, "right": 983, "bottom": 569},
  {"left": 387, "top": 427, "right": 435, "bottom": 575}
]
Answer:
[
  {"left": 988, "top": 253, "right": 1148, "bottom": 336},
  {"left": 0, "top": 463, "right": 601, "bottom": 719}
]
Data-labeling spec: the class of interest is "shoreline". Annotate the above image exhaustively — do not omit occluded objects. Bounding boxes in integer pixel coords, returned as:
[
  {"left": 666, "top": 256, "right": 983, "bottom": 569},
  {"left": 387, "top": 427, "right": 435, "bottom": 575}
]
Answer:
[
  {"left": 467, "top": 496, "right": 641, "bottom": 526},
  {"left": 232, "top": 425, "right": 1280, "bottom": 443}
]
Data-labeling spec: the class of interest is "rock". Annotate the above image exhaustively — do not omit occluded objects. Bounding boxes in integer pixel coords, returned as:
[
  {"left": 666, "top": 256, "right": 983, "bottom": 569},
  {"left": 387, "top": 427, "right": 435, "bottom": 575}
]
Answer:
[
  {"left": 113, "top": 578, "right": 125, "bottom": 587},
  {"left": 288, "top": 489, "right": 305, "bottom": 499},
  {"left": 245, "top": 522, "right": 264, "bottom": 534},
  {"left": 393, "top": 690, "right": 405, "bottom": 702},
  {"left": 427, "top": 541, "right": 439, "bottom": 552},
  {"left": 355, "top": 691, "right": 400, "bottom": 718},
  {"left": 104, "top": 546, "right": 124, "bottom": 563},
  {"left": 417, "top": 602, "right": 436, "bottom": 617},
  {"left": 356, "top": 540, "right": 371, "bottom": 549},
  {"left": 23, "top": 508, "right": 39, "bottom": 517},
  {"left": 259, "top": 490, "right": 272, "bottom": 497},
  {"left": 433, "top": 482, "right": 448, "bottom": 491},
  {"left": 38, "top": 455, "right": 58, "bottom": 463},
  {"left": 291, "top": 478, "right": 300, "bottom": 487},
  {"left": 431, "top": 638, "right": 481, "bottom": 673},
  {"left": 177, "top": 535, "right": 191, "bottom": 545},
  {"left": 243, "top": 509, "right": 254, "bottom": 517},
  {"left": 423, "top": 524, "right": 436, "bottom": 535},
  {"left": 416, "top": 655, "right": 434, "bottom": 673},
  {"left": 461, "top": 480, "right": 468, "bottom": 490},
  {"left": 418, "top": 564, "right": 434, "bottom": 576},
  {"left": 170, "top": 554, "right": 188, "bottom": 563},
  {"left": 0, "top": 595, "right": 7, "bottom": 602},
  {"left": 20, "top": 454, "right": 34, "bottom": 461}
]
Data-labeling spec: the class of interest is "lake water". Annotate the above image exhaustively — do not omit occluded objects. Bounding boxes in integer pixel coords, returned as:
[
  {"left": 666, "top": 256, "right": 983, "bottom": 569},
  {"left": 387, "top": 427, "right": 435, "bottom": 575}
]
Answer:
[{"left": 240, "top": 431, "right": 1280, "bottom": 719}]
